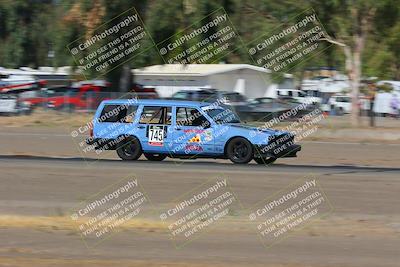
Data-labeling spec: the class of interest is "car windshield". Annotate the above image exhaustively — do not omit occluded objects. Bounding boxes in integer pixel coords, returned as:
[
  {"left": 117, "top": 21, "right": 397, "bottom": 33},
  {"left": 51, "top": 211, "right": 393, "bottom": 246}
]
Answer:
[
  {"left": 336, "top": 97, "right": 350, "bottom": 102},
  {"left": 172, "top": 92, "right": 187, "bottom": 99},
  {"left": 203, "top": 107, "right": 241, "bottom": 124},
  {"left": 225, "top": 93, "right": 246, "bottom": 102}
]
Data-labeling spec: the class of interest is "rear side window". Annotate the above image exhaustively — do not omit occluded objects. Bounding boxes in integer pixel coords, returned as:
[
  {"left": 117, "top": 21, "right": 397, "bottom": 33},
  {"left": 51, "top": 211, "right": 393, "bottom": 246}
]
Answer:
[
  {"left": 99, "top": 104, "right": 137, "bottom": 123},
  {"left": 140, "top": 106, "right": 172, "bottom": 125}
]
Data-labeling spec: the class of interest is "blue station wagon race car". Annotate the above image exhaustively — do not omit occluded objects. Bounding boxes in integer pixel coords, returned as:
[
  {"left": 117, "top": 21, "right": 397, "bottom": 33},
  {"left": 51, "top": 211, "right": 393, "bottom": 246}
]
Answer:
[{"left": 86, "top": 99, "right": 301, "bottom": 164}]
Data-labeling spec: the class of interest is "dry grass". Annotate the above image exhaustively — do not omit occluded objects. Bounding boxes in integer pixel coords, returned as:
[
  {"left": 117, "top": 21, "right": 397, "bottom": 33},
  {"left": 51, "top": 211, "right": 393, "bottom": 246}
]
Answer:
[
  {"left": 0, "top": 215, "right": 165, "bottom": 231},
  {"left": 0, "top": 108, "right": 93, "bottom": 128}
]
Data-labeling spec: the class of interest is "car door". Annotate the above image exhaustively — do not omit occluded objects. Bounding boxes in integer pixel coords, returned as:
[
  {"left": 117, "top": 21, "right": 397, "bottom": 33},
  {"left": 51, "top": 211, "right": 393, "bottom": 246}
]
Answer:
[
  {"left": 136, "top": 105, "right": 172, "bottom": 153},
  {"left": 94, "top": 103, "right": 139, "bottom": 149},
  {"left": 169, "top": 106, "right": 215, "bottom": 156}
]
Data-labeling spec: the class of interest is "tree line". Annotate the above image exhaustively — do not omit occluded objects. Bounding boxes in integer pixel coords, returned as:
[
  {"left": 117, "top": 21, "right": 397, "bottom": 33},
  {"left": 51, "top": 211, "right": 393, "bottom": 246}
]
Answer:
[{"left": 1, "top": 0, "right": 400, "bottom": 123}]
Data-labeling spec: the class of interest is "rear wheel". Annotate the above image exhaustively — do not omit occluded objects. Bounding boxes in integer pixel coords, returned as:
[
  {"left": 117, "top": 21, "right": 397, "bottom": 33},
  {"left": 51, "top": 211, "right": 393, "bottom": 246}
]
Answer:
[
  {"left": 226, "top": 137, "right": 253, "bottom": 164},
  {"left": 144, "top": 153, "right": 167, "bottom": 161},
  {"left": 116, "top": 137, "right": 142, "bottom": 160},
  {"left": 254, "top": 157, "right": 277, "bottom": 165}
]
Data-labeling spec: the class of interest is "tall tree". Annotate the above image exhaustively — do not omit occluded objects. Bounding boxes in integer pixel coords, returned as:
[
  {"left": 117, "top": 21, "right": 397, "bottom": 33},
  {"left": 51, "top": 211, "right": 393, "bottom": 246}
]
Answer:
[
  {"left": 0, "top": 0, "right": 55, "bottom": 68},
  {"left": 319, "top": 0, "right": 382, "bottom": 126}
]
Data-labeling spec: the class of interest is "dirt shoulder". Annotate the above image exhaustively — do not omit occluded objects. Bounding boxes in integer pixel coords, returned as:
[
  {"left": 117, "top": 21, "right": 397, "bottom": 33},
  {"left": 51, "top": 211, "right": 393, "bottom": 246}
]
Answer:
[{"left": 1, "top": 110, "right": 399, "bottom": 143}]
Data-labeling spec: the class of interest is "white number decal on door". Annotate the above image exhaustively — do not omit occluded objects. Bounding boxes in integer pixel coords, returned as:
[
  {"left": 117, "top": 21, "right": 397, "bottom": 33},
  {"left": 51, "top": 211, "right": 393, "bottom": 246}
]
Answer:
[{"left": 148, "top": 126, "right": 165, "bottom": 146}]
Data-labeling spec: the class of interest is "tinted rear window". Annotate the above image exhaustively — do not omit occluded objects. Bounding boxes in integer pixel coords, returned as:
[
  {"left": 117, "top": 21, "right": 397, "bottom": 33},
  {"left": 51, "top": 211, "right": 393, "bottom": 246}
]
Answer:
[{"left": 99, "top": 104, "right": 137, "bottom": 123}]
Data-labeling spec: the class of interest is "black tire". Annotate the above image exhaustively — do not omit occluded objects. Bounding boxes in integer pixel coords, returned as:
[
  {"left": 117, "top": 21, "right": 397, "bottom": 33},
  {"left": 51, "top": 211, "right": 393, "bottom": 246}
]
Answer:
[
  {"left": 116, "top": 137, "right": 142, "bottom": 160},
  {"left": 254, "top": 157, "right": 277, "bottom": 165},
  {"left": 226, "top": 137, "right": 253, "bottom": 164},
  {"left": 144, "top": 153, "right": 167, "bottom": 161}
]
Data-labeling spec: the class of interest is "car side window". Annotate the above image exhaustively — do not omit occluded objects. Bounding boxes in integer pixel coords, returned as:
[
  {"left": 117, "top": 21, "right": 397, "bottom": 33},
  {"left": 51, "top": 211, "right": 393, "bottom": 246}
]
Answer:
[
  {"left": 176, "top": 107, "right": 210, "bottom": 127},
  {"left": 99, "top": 104, "right": 137, "bottom": 123},
  {"left": 125, "top": 105, "right": 138, "bottom": 123},
  {"left": 140, "top": 106, "right": 172, "bottom": 125}
]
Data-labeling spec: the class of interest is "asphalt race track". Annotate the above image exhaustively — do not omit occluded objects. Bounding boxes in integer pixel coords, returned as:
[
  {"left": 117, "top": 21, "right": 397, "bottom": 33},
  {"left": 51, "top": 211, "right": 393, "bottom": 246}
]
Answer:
[{"left": 1, "top": 153, "right": 399, "bottom": 267}]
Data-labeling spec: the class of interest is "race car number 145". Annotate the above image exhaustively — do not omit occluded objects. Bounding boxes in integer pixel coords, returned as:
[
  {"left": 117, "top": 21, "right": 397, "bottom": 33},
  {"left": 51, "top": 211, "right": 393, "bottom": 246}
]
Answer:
[{"left": 148, "top": 125, "right": 165, "bottom": 146}]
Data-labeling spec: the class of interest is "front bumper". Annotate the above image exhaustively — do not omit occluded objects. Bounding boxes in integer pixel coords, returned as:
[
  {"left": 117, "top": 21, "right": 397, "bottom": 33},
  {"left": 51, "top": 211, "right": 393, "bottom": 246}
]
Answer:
[{"left": 254, "top": 133, "right": 301, "bottom": 158}]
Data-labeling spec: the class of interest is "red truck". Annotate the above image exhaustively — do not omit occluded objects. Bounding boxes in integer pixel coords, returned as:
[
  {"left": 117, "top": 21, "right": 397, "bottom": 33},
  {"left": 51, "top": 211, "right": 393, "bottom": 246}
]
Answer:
[
  {"left": 21, "top": 81, "right": 112, "bottom": 112},
  {"left": 22, "top": 81, "right": 159, "bottom": 112},
  {"left": 47, "top": 83, "right": 110, "bottom": 112}
]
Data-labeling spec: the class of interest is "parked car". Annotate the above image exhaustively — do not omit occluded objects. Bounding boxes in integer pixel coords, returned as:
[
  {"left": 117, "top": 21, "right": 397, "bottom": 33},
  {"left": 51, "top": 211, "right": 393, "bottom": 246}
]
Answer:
[
  {"left": 277, "top": 88, "right": 321, "bottom": 104},
  {"left": 170, "top": 89, "right": 252, "bottom": 119},
  {"left": 20, "top": 82, "right": 158, "bottom": 112},
  {"left": 170, "top": 89, "right": 217, "bottom": 102},
  {"left": 278, "top": 96, "right": 320, "bottom": 113},
  {"left": 19, "top": 86, "right": 71, "bottom": 109},
  {"left": 0, "top": 93, "right": 31, "bottom": 115},
  {"left": 327, "top": 95, "right": 351, "bottom": 114},
  {"left": 247, "top": 97, "right": 292, "bottom": 120},
  {"left": 47, "top": 81, "right": 117, "bottom": 112},
  {"left": 130, "top": 84, "right": 160, "bottom": 99},
  {"left": 87, "top": 99, "right": 301, "bottom": 164}
]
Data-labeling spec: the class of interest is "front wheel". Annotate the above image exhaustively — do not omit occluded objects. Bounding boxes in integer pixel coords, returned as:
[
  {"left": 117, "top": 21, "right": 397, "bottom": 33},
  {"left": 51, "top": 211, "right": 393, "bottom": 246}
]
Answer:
[
  {"left": 116, "top": 137, "right": 142, "bottom": 160},
  {"left": 226, "top": 137, "right": 253, "bottom": 164},
  {"left": 254, "top": 157, "right": 277, "bottom": 165},
  {"left": 144, "top": 153, "right": 167, "bottom": 161}
]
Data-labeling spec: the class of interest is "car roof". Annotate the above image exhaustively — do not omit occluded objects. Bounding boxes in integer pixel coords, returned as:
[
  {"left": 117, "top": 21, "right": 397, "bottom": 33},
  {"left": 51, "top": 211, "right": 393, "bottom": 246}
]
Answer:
[
  {"left": 277, "top": 89, "right": 302, "bottom": 91},
  {"left": 100, "top": 98, "right": 210, "bottom": 107},
  {"left": 332, "top": 95, "right": 350, "bottom": 97}
]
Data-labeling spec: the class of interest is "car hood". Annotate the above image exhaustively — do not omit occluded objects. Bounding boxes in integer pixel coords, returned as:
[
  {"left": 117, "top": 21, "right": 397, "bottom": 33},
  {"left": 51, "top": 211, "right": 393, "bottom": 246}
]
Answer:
[
  {"left": 229, "top": 123, "right": 284, "bottom": 135},
  {"left": 226, "top": 123, "right": 290, "bottom": 145}
]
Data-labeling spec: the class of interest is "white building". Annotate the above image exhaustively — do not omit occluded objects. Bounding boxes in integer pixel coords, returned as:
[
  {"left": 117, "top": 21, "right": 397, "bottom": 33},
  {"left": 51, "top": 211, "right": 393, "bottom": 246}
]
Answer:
[{"left": 132, "top": 64, "right": 272, "bottom": 98}]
